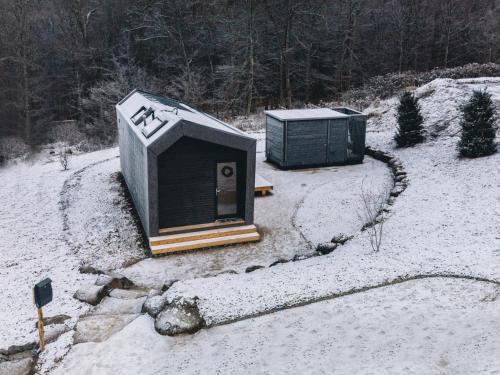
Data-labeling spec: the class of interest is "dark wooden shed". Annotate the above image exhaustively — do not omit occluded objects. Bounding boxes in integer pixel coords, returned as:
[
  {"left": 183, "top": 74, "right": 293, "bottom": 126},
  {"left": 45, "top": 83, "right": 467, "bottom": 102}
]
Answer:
[
  {"left": 116, "top": 90, "right": 259, "bottom": 255},
  {"left": 265, "top": 107, "right": 367, "bottom": 169}
]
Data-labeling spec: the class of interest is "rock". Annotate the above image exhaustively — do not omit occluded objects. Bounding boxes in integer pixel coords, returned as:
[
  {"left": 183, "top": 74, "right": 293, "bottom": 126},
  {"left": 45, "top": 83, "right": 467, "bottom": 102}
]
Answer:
[
  {"left": 5, "top": 343, "right": 36, "bottom": 356},
  {"left": 217, "top": 269, "right": 238, "bottom": 276},
  {"left": 0, "top": 353, "right": 7, "bottom": 363},
  {"left": 44, "top": 324, "right": 72, "bottom": 344},
  {"left": 155, "top": 297, "right": 205, "bottom": 336},
  {"left": 142, "top": 293, "right": 169, "bottom": 318},
  {"left": 269, "top": 258, "right": 289, "bottom": 267},
  {"left": 0, "top": 357, "right": 33, "bottom": 375},
  {"left": 73, "top": 284, "right": 107, "bottom": 306},
  {"left": 95, "top": 274, "right": 113, "bottom": 287},
  {"left": 109, "top": 289, "right": 149, "bottom": 299},
  {"left": 73, "top": 314, "right": 139, "bottom": 344},
  {"left": 35, "top": 314, "right": 71, "bottom": 328},
  {"left": 79, "top": 265, "right": 104, "bottom": 275},
  {"left": 316, "top": 242, "right": 338, "bottom": 255},
  {"left": 91, "top": 296, "right": 146, "bottom": 315},
  {"left": 161, "top": 280, "right": 178, "bottom": 292},
  {"left": 390, "top": 186, "right": 405, "bottom": 197},
  {"left": 104, "top": 272, "right": 134, "bottom": 289},
  {"left": 331, "top": 233, "right": 353, "bottom": 245},
  {"left": 245, "top": 265, "right": 264, "bottom": 273}
]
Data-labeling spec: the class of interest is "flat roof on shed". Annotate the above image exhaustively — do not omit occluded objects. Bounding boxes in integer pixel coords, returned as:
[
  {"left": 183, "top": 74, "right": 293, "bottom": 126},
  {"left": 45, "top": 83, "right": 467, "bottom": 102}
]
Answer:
[{"left": 265, "top": 108, "right": 348, "bottom": 121}]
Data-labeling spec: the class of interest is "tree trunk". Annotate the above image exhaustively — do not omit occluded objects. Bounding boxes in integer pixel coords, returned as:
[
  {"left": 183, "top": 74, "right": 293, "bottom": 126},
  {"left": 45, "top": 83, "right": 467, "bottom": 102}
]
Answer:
[
  {"left": 245, "top": 0, "right": 254, "bottom": 116},
  {"left": 21, "top": 59, "right": 31, "bottom": 146}
]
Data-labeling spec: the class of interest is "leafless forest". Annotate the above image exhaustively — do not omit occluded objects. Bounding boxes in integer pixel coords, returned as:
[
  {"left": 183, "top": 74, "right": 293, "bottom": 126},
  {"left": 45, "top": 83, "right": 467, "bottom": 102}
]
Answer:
[{"left": 0, "top": 0, "right": 498, "bottom": 151}]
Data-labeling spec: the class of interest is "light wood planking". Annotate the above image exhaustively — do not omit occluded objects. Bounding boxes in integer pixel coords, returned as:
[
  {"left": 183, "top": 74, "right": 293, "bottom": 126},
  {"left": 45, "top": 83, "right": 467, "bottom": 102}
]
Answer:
[
  {"left": 150, "top": 225, "right": 258, "bottom": 246},
  {"left": 151, "top": 231, "right": 261, "bottom": 255},
  {"left": 159, "top": 219, "right": 245, "bottom": 234}
]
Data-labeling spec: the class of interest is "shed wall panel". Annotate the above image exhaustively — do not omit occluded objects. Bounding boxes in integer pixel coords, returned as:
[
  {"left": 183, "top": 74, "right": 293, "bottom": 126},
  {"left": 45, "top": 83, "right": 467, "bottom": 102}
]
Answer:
[
  {"left": 327, "top": 119, "right": 348, "bottom": 163},
  {"left": 286, "top": 120, "right": 328, "bottom": 166},
  {"left": 347, "top": 115, "right": 367, "bottom": 162},
  {"left": 117, "top": 110, "right": 150, "bottom": 234},
  {"left": 265, "top": 116, "right": 284, "bottom": 165}
]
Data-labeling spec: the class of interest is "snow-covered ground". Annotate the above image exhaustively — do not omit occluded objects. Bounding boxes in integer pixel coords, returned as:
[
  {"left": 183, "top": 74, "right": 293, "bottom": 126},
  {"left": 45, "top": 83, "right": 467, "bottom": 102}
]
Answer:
[
  {"left": 1, "top": 76, "right": 499, "bottom": 374},
  {"left": 121, "top": 150, "right": 388, "bottom": 288},
  {"left": 52, "top": 278, "right": 500, "bottom": 375},
  {"left": 160, "top": 77, "right": 500, "bottom": 327},
  {"left": 0, "top": 134, "right": 388, "bottom": 351},
  {"left": 0, "top": 150, "right": 103, "bottom": 348}
]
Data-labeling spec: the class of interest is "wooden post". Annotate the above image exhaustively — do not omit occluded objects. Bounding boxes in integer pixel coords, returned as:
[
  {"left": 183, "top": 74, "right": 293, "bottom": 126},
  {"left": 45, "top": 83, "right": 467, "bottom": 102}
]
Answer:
[
  {"left": 33, "top": 289, "right": 45, "bottom": 352},
  {"left": 37, "top": 307, "right": 45, "bottom": 352}
]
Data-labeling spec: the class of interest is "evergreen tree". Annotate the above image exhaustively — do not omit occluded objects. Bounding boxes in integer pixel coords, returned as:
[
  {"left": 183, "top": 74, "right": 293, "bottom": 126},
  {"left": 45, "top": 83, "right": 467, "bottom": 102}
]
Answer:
[
  {"left": 395, "top": 91, "right": 425, "bottom": 147},
  {"left": 458, "top": 89, "right": 497, "bottom": 158}
]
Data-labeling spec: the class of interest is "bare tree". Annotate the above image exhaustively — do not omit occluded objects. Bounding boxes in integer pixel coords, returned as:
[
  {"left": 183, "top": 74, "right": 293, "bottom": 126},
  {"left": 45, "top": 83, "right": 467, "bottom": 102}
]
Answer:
[
  {"left": 58, "top": 146, "right": 70, "bottom": 170},
  {"left": 358, "top": 180, "right": 391, "bottom": 252}
]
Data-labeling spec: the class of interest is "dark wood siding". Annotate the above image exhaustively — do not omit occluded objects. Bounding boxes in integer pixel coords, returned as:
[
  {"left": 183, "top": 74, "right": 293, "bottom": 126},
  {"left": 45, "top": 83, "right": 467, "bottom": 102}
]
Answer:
[
  {"left": 327, "top": 118, "right": 348, "bottom": 163},
  {"left": 286, "top": 120, "right": 328, "bottom": 166},
  {"left": 157, "top": 136, "right": 246, "bottom": 229},
  {"left": 347, "top": 115, "right": 366, "bottom": 162},
  {"left": 266, "top": 116, "right": 284, "bottom": 164}
]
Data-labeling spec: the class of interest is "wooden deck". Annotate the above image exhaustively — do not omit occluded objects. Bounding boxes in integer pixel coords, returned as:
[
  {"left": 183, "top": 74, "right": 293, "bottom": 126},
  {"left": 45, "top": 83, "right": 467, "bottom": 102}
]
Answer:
[
  {"left": 255, "top": 174, "right": 273, "bottom": 196},
  {"left": 150, "top": 224, "right": 260, "bottom": 255}
]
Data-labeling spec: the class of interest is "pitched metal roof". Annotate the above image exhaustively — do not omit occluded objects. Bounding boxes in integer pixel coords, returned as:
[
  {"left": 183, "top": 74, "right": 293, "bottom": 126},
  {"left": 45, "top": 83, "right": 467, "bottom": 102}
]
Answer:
[
  {"left": 117, "top": 89, "right": 251, "bottom": 146},
  {"left": 265, "top": 108, "right": 348, "bottom": 121}
]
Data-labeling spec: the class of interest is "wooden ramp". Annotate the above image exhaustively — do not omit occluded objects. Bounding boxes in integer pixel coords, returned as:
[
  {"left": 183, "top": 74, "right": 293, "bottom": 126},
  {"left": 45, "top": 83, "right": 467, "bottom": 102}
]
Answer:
[
  {"left": 255, "top": 174, "right": 273, "bottom": 196},
  {"left": 149, "top": 224, "right": 260, "bottom": 255}
]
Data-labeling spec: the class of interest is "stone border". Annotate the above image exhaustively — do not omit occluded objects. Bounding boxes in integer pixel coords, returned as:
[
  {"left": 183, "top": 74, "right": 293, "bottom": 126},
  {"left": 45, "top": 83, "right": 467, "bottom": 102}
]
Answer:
[{"left": 362, "top": 146, "right": 409, "bottom": 229}]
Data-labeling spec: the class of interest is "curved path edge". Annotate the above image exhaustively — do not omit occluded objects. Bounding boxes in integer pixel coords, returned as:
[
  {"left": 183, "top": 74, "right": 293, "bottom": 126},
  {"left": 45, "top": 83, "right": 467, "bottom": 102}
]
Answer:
[{"left": 205, "top": 272, "right": 500, "bottom": 329}]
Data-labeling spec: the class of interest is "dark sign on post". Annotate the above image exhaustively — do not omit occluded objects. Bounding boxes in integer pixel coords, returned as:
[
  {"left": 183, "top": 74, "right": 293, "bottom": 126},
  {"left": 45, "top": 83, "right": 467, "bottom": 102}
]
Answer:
[{"left": 34, "top": 278, "right": 52, "bottom": 308}]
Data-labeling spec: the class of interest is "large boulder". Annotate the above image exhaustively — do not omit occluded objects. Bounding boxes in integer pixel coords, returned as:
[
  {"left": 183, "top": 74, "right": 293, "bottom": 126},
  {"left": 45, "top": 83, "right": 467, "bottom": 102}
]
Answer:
[
  {"left": 73, "top": 284, "right": 107, "bottom": 306},
  {"left": 154, "top": 297, "right": 205, "bottom": 336}
]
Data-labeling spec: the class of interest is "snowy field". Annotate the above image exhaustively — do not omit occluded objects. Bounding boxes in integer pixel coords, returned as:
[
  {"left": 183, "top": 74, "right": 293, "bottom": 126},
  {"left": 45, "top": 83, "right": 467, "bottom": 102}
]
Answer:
[
  {"left": 53, "top": 278, "right": 500, "bottom": 375},
  {"left": 161, "top": 77, "right": 500, "bottom": 327},
  {"left": 0, "top": 135, "right": 388, "bottom": 350},
  {"left": 1, "top": 77, "right": 499, "bottom": 374},
  {"left": 0, "top": 149, "right": 120, "bottom": 348}
]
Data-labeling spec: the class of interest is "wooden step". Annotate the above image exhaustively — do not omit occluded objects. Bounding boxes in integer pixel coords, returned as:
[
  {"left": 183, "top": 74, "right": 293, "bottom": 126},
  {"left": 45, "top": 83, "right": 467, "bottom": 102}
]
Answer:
[
  {"left": 150, "top": 225, "right": 258, "bottom": 246},
  {"left": 150, "top": 231, "right": 261, "bottom": 255}
]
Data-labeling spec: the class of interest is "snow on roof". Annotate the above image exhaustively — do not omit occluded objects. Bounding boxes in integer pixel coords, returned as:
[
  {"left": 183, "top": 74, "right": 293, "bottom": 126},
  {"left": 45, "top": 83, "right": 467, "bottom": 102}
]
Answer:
[
  {"left": 117, "top": 89, "right": 250, "bottom": 145},
  {"left": 265, "top": 108, "right": 348, "bottom": 121}
]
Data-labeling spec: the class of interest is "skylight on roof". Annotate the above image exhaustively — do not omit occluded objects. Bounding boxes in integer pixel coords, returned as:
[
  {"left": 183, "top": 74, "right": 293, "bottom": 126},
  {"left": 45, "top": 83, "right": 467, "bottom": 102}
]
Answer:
[
  {"left": 142, "top": 117, "right": 168, "bottom": 138},
  {"left": 130, "top": 106, "right": 156, "bottom": 126},
  {"left": 131, "top": 106, "right": 146, "bottom": 125}
]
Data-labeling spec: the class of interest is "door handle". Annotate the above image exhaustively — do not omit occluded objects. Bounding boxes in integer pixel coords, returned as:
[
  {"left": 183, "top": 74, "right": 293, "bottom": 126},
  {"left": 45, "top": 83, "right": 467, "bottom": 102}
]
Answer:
[{"left": 216, "top": 188, "right": 221, "bottom": 195}]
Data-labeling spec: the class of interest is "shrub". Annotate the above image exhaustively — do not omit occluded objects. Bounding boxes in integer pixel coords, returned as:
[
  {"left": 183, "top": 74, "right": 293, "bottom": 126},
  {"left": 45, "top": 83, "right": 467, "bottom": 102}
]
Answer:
[
  {"left": 395, "top": 92, "right": 425, "bottom": 147},
  {"left": 458, "top": 89, "right": 497, "bottom": 158}
]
